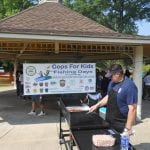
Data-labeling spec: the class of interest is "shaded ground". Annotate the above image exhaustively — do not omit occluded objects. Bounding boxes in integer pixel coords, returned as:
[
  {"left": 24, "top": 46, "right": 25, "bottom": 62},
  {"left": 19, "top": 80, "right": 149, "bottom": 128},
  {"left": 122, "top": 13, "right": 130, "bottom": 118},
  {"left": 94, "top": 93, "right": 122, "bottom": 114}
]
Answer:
[{"left": 0, "top": 89, "right": 61, "bottom": 150}]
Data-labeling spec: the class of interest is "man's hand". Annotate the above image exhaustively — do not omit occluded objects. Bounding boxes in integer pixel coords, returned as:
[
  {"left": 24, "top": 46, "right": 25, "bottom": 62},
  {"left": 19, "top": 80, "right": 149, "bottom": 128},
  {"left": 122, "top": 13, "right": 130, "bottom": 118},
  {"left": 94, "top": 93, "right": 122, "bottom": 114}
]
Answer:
[
  {"left": 89, "top": 104, "right": 98, "bottom": 112},
  {"left": 89, "top": 95, "right": 108, "bottom": 113},
  {"left": 121, "top": 128, "right": 135, "bottom": 136}
]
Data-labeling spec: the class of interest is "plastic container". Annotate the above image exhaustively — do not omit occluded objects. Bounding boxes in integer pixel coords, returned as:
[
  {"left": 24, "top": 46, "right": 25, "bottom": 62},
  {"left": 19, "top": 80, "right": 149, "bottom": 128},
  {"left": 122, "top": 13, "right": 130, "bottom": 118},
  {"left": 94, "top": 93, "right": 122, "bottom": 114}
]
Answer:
[{"left": 120, "top": 135, "right": 129, "bottom": 150}]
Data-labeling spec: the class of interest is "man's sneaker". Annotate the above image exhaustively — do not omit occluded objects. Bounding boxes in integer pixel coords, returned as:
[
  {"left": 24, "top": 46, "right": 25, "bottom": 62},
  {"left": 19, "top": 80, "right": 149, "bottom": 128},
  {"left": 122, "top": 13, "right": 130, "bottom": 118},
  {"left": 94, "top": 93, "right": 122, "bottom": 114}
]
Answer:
[
  {"left": 37, "top": 111, "right": 45, "bottom": 116},
  {"left": 28, "top": 111, "right": 36, "bottom": 115}
]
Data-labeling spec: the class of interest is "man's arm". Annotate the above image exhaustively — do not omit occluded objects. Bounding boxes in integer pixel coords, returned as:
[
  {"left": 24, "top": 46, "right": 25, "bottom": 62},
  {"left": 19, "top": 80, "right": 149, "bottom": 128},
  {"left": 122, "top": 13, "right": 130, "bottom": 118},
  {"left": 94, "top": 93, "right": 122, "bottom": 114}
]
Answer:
[
  {"left": 89, "top": 95, "right": 108, "bottom": 112},
  {"left": 125, "top": 104, "right": 137, "bottom": 132}
]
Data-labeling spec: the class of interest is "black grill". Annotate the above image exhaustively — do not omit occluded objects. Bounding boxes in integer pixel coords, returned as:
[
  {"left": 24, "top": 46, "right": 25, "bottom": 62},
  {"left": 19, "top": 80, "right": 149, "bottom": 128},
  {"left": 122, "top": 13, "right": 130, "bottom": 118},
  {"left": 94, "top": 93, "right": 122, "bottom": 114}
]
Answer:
[
  {"left": 59, "top": 96, "right": 109, "bottom": 130},
  {"left": 58, "top": 95, "right": 135, "bottom": 150}
]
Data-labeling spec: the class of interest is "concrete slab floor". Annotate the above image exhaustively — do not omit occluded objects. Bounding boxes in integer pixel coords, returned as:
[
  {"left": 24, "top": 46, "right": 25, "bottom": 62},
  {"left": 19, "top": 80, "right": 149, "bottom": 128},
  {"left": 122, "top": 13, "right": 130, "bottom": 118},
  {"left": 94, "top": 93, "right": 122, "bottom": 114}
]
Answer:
[{"left": 0, "top": 89, "right": 150, "bottom": 150}]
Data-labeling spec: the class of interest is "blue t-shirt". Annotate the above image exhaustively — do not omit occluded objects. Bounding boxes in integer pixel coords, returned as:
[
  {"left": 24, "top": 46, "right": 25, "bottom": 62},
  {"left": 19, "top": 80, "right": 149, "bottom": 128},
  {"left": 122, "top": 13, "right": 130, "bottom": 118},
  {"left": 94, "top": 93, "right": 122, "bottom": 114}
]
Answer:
[{"left": 108, "top": 77, "right": 138, "bottom": 117}]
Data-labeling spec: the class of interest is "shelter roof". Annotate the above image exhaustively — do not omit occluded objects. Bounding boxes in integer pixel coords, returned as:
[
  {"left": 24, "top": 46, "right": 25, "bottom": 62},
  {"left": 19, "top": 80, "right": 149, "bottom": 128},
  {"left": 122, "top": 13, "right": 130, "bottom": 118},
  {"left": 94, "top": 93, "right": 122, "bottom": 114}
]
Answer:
[
  {"left": 0, "top": 2, "right": 150, "bottom": 60},
  {"left": 0, "top": 2, "right": 149, "bottom": 40}
]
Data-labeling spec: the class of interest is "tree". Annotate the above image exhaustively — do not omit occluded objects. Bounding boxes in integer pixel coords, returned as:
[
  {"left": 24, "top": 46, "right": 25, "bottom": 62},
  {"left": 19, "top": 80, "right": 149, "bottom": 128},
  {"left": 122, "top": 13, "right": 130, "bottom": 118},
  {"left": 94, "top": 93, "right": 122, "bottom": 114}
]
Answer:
[
  {"left": 64, "top": 0, "right": 150, "bottom": 34},
  {"left": 0, "top": 0, "right": 38, "bottom": 19},
  {"left": 0, "top": 0, "right": 38, "bottom": 70},
  {"left": 0, "top": 0, "right": 6, "bottom": 19}
]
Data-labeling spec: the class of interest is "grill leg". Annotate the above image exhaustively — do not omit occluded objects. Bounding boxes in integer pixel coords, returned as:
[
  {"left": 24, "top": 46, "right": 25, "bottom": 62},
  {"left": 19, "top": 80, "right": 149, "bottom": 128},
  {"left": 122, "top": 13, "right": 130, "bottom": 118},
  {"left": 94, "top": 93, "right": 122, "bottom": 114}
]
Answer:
[{"left": 59, "top": 109, "right": 62, "bottom": 139}]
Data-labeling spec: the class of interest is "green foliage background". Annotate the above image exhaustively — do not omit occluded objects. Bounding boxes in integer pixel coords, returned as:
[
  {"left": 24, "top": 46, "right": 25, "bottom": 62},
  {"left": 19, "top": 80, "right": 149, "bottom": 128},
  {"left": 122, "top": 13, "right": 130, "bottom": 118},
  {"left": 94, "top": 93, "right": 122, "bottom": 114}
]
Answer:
[
  {"left": 0, "top": 0, "right": 38, "bottom": 19},
  {"left": 64, "top": 0, "right": 150, "bottom": 34}
]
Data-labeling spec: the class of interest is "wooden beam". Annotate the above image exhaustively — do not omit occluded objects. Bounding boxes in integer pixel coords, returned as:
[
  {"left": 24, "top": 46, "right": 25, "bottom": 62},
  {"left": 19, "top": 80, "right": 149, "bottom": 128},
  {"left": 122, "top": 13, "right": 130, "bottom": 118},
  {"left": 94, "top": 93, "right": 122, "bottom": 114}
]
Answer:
[{"left": 55, "top": 42, "right": 59, "bottom": 54}]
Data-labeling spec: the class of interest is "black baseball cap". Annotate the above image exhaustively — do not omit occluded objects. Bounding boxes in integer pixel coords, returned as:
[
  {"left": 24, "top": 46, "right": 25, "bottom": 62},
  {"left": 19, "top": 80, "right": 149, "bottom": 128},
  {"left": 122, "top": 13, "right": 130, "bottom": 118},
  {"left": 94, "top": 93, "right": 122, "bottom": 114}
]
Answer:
[{"left": 105, "top": 64, "right": 123, "bottom": 78}]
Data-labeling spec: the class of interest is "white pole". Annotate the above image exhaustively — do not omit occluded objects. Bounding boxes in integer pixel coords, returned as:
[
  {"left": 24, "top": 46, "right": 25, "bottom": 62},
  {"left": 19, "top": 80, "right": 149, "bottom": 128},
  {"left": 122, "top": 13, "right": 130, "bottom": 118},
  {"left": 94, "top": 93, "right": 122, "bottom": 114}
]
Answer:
[{"left": 133, "top": 46, "right": 143, "bottom": 120}]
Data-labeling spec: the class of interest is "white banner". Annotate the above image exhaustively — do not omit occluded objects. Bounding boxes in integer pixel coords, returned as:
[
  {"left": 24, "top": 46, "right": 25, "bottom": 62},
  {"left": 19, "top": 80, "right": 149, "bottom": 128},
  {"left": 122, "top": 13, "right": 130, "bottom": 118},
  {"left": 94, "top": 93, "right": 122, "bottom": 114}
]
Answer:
[{"left": 23, "top": 63, "right": 96, "bottom": 95}]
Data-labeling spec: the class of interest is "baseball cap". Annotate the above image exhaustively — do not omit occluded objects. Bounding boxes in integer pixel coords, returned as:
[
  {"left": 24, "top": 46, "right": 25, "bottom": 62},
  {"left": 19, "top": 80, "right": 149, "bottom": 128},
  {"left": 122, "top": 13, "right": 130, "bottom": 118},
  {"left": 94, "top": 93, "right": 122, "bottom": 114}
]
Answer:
[{"left": 105, "top": 64, "right": 123, "bottom": 78}]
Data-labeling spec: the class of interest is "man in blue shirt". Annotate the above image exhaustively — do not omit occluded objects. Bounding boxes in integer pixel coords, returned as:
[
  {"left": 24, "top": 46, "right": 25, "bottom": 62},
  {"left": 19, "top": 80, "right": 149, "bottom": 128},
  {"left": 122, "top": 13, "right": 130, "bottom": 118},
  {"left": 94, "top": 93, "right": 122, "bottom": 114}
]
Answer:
[{"left": 89, "top": 64, "right": 138, "bottom": 134}]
